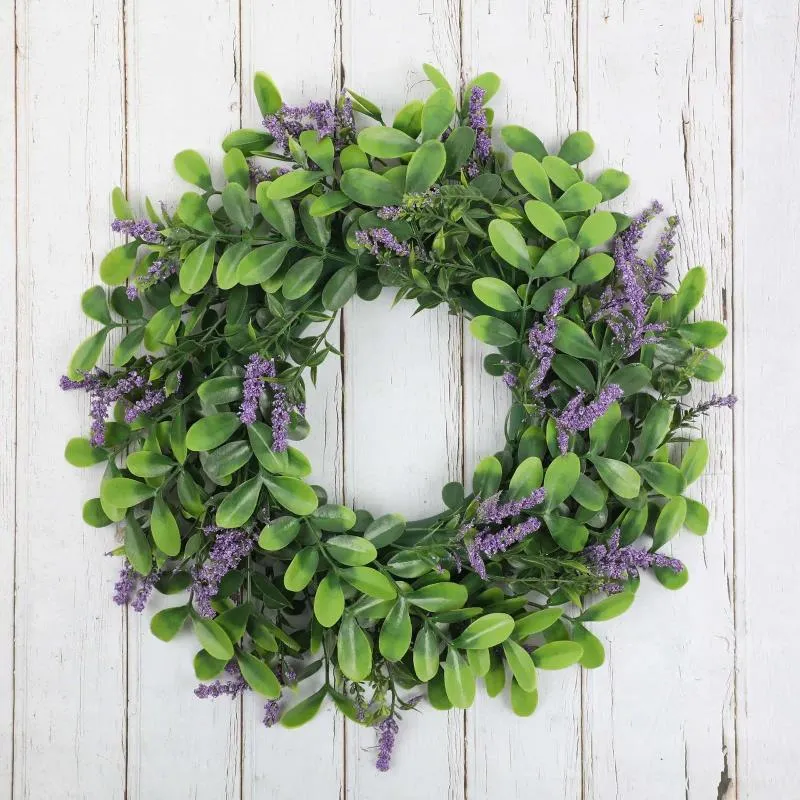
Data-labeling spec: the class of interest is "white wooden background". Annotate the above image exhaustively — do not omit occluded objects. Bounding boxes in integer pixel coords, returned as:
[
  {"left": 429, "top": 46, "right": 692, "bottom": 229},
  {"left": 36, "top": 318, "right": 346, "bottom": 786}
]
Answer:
[{"left": 1, "top": 0, "right": 796, "bottom": 797}]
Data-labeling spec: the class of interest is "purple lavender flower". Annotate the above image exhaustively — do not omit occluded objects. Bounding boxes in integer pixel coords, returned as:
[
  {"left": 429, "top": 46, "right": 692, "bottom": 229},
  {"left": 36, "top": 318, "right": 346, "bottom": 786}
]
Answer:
[
  {"left": 111, "top": 218, "right": 163, "bottom": 244},
  {"left": 191, "top": 525, "right": 255, "bottom": 618},
  {"left": 134, "top": 258, "right": 178, "bottom": 294},
  {"left": 502, "top": 372, "right": 518, "bottom": 388},
  {"left": 126, "top": 285, "right": 139, "bottom": 301},
  {"left": 555, "top": 384, "right": 624, "bottom": 454},
  {"left": 248, "top": 160, "right": 272, "bottom": 185},
  {"left": 467, "top": 86, "right": 492, "bottom": 162},
  {"left": 527, "top": 287, "right": 569, "bottom": 397},
  {"left": 262, "top": 97, "right": 355, "bottom": 155},
  {"left": 375, "top": 716, "right": 399, "bottom": 772},
  {"left": 354, "top": 228, "right": 410, "bottom": 257},
  {"left": 124, "top": 387, "right": 166, "bottom": 424},
  {"left": 239, "top": 354, "right": 276, "bottom": 425},
  {"left": 646, "top": 214, "right": 679, "bottom": 291},
  {"left": 113, "top": 562, "right": 136, "bottom": 606},
  {"left": 113, "top": 560, "right": 159, "bottom": 611},
  {"left": 377, "top": 206, "right": 402, "bottom": 220},
  {"left": 195, "top": 662, "right": 248, "bottom": 699},
  {"left": 582, "top": 529, "right": 683, "bottom": 593},
  {"left": 270, "top": 382, "right": 290, "bottom": 454},
  {"left": 694, "top": 393, "right": 737, "bottom": 413},
  {"left": 476, "top": 486, "right": 547, "bottom": 525},
  {"left": 131, "top": 568, "right": 161, "bottom": 612},
  {"left": 468, "top": 517, "right": 543, "bottom": 580},
  {"left": 59, "top": 372, "right": 100, "bottom": 392},
  {"left": 263, "top": 700, "right": 282, "bottom": 727}
]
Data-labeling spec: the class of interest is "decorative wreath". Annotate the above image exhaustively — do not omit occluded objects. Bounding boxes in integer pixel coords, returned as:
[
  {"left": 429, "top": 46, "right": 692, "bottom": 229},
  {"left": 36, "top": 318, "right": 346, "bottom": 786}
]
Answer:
[{"left": 61, "top": 65, "right": 734, "bottom": 770}]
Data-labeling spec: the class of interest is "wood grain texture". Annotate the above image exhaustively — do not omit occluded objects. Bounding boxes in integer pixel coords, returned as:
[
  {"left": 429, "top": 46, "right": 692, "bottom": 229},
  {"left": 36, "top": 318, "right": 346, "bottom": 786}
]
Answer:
[
  {"left": 340, "top": 1, "right": 465, "bottom": 796},
  {"left": 578, "top": 3, "right": 736, "bottom": 798},
  {"left": 735, "top": 1, "right": 800, "bottom": 796},
  {"left": 0, "top": 0, "right": 15, "bottom": 795},
  {"left": 239, "top": 3, "right": 345, "bottom": 797},
  {"left": 124, "top": 3, "right": 242, "bottom": 798},
  {"left": 13, "top": 1, "right": 127, "bottom": 797},
  {"left": 461, "top": 2, "right": 583, "bottom": 797}
]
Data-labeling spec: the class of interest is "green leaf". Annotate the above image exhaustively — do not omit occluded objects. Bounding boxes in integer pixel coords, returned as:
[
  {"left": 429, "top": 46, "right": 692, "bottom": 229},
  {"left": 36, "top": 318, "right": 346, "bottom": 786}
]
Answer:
[
  {"left": 81, "top": 286, "right": 111, "bottom": 324},
  {"left": 256, "top": 188, "right": 296, "bottom": 239},
  {"left": 405, "top": 139, "right": 446, "bottom": 193},
  {"left": 263, "top": 475, "right": 319, "bottom": 516},
  {"left": 694, "top": 352, "right": 724, "bottom": 382},
  {"left": 407, "top": 583, "right": 467, "bottom": 612},
  {"left": 531, "top": 238, "right": 580, "bottom": 278},
  {"left": 510, "top": 680, "right": 539, "bottom": 717},
  {"left": 357, "top": 125, "right": 419, "bottom": 158},
  {"left": 552, "top": 353, "right": 594, "bottom": 392},
  {"left": 655, "top": 564, "right": 689, "bottom": 590},
  {"left": 222, "top": 182, "right": 253, "bottom": 229},
  {"left": 514, "top": 608, "right": 563, "bottom": 639},
  {"left": 177, "top": 192, "right": 215, "bottom": 233},
  {"left": 524, "top": 200, "right": 567, "bottom": 241},
  {"left": 194, "top": 617, "right": 234, "bottom": 661},
  {"left": 421, "top": 87, "right": 455, "bottom": 141},
  {"left": 282, "top": 256, "right": 323, "bottom": 300},
  {"left": 143, "top": 305, "right": 180, "bottom": 352},
  {"left": 186, "top": 413, "right": 241, "bottom": 452},
  {"left": 571, "top": 474, "right": 606, "bottom": 512},
  {"left": 554, "top": 317, "right": 601, "bottom": 361},
  {"left": 283, "top": 547, "right": 320, "bottom": 592},
  {"left": 197, "top": 376, "right": 242, "bottom": 405},
  {"left": 484, "top": 652, "right": 506, "bottom": 697},
  {"left": 124, "top": 512, "right": 151, "bottom": 574},
  {"left": 325, "top": 534, "right": 377, "bottom": 566},
  {"left": 443, "top": 648, "right": 476, "bottom": 708},
  {"left": 340, "top": 168, "right": 403, "bottom": 207},
  {"left": 215, "top": 477, "right": 261, "bottom": 528},
  {"left": 101, "top": 477, "right": 155, "bottom": 509},
  {"left": 508, "top": 456, "right": 544, "bottom": 499},
  {"left": 339, "top": 144, "right": 369, "bottom": 171},
  {"left": 444, "top": 126, "right": 476, "bottom": 174},
  {"left": 590, "top": 455, "right": 641, "bottom": 499},
  {"left": 113, "top": 326, "right": 145, "bottom": 368},
  {"left": 580, "top": 591, "right": 635, "bottom": 622},
  {"left": 174, "top": 149, "right": 213, "bottom": 191},
  {"left": 572, "top": 622, "right": 605, "bottom": 668},
  {"left": 100, "top": 242, "right": 139, "bottom": 285},
  {"left": 572, "top": 252, "right": 615, "bottom": 285},
  {"left": 542, "top": 155, "right": 580, "bottom": 190},
  {"left": 501, "top": 125, "right": 547, "bottom": 161},
  {"left": 314, "top": 573, "right": 345, "bottom": 627},
  {"left": 309, "top": 191, "right": 351, "bottom": 218},
  {"left": 413, "top": 626, "right": 440, "bottom": 682},
  {"left": 464, "top": 71, "right": 501, "bottom": 102},
  {"left": 379, "top": 597, "right": 412, "bottom": 661},
  {"left": 669, "top": 267, "right": 706, "bottom": 324},
  {"left": 193, "top": 650, "right": 227, "bottom": 680},
  {"left": 652, "top": 496, "right": 687, "bottom": 550},
  {"left": 265, "top": 169, "right": 322, "bottom": 200},
  {"left": 502, "top": 638, "right": 537, "bottom": 692},
  {"left": 179, "top": 239, "right": 216, "bottom": 295},
  {"left": 488, "top": 219, "right": 530, "bottom": 269},
  {"left": 298, "top": 130, "right": 335, "bottom": 174},
  {"left": 512, "top": 152, "right": 551, "bottom": 201},
  {"left": 469, "top": 315, "right": 518, "bottom": 347},
  {"left": 680, "top": 439, "right": 708, "bottom": 485},
  {"left": 544, "top": 452, "right": 580, "bottom": 509},
  {"left": 393, "top": 99, "right": 424, "bottom": 138},
  {"left": 150, "top": 494, "right": 181, "bottom": 556},
  {"left": 83, "top": 498, "right": 113, "bottom": 528},
  {"left": 65, "top": 437, "right": 106, "bottom": 468},
  {"left": 554, "top": 181, "right": 603, "bottom": 213},
  {"left": 684, "top": 497, "right": 709, "bottom": 534},
  {"left": 281, "top": 687, "right": 327, "bottom": 729},
  {"left": 238, "top": 651, "right": 281, "bottom": 698},
  {"left": 222, "top": 128, "right": 272, "bottom": 155},
  {"left": 546, "top": 515, "right": 589, "bottom": 552},
  {"left": 472, "top": 455, "right": 502, "bottom": 497},
  {"left": 248, "top": 422, "right": 311, "bottom": 478},
  {"left": 558, "top": 131, "right": 594, "bottom": 163},
  {"left": 222, "top": 148, "right": 250, "bottom": 188},
  {"left": 637, "top": 462, "right": 686, "bottom": 497},
  {"left": 237, "top": 242, "right": 292, "bottom": 286},
  {"left": 253, "top": 71, "right": 282, "bottom": 115},
  {"left": 451, "top": 613, "right": 514, "bottom": 649},
  {"left": 340, "top": 567, "right": 396, "bottom": 600},
  {"left": 338, "top": 614, "right": 373, "bottom": 681},
  {"left": 322, "top": 267, "right": 358, "bottom": 311},
  {"left": 472, "top": 277, "right": 521, "bottom": 312},
  {"left": 364, "top": 513, "right": 406, "bottom": 548},
  {"left": 215, "top": 603, "right": 250, "bottom": 642},
  {"left": 532, "top": 640, "right": 583, "bottom": 669},
  {"left": 311, "top": 504, "right": 357, "bottom": 533},
  {"left": 606, "top": 364, "right": 652, "bottom": 396},
  {"left": 679, "top": 321, "right": 727, "bottom": 348},
  {"left": 150, "top": 605, "right": 190, "bottom": 642},
  {"left": 594, "top": 168, "right": 630, "bottom": 200},
  {"left": 67, "top": 329, "right": 109, "bottom": 379},
  {"left": 258, "top": 517, "right": 301, "bottom": 551},
  {"left": 111, "top": 186, "right": 132, "bottom": 219},
  {"left": 575, "top": 211, "right": 616, "bottom": 249},
  {"left": 636, "top": 400, "right": 673, "bottom": 458}
]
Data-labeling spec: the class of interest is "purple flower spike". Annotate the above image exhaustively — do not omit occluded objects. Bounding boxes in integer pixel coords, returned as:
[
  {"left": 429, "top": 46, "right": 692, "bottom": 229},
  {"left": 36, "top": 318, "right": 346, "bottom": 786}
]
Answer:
[
  {"left": 467, "top": 86, "right": 492, "bottom": 166},
  {"left": 111, "top": 218, "right": 163, "bottom": 244},
  {"left": 239, "top": 354, "right": 276, "bottom": 426},
  {"left": 263, "top": 700, "right": 282, "bottom": 727},
  {"left": 270, "top": 382, "right": 290, "bottom": 453},
  {"left": 555, "top": 384, "right": 624, "bottom": 454},
  {"left": 191, "top": 526, "right": 255, "bottom": 618},
  {"left": 375, "top": 716, "right": 400, "bottom": 772},
  {"left": 195, "top": 662, "right": 248, "bottom": 699},
  {"left": 694, "top": 393, "right": 737, "bottom": 413},
  {"left": 113, "top": 562, "right": 136, "bottom": 606},
  {"left": 262, "top": 97, "right": 355, "bottom": 155},
  {"left": 354, "top": 228, "right": 410, "bottom": 257}
]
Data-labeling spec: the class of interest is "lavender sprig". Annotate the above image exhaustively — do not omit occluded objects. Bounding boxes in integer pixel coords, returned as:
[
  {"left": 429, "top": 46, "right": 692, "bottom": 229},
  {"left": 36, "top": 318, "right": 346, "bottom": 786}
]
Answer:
[{"left": 555, "top": 384, "right": 624, "bottom": 454}]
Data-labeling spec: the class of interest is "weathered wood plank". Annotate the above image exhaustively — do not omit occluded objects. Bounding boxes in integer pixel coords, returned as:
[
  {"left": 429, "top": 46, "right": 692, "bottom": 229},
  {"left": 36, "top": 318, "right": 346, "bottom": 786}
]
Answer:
[
  {"left": 124, "top": 3, "right": 242, "bottom": 797},
  {"left": 239, "top": 3, "right": 345, "bottom": 797},
  {"left": 13, "top": 1, "right": 127, "bottom": 796},
  {"left": 340, "top": 1, "right": 465, "bottom": 796},
  {"left": 461, "top": 2, "right": 583, "bottom": 797},
  {"left": 735, "top": 1, "right": 800, "bottom": 796},
  {"left": 579, "top": 3, "right": 736, "bottom": 798},
  {"left": 0, "top": 0, "right": 16, "bottom": 794}
]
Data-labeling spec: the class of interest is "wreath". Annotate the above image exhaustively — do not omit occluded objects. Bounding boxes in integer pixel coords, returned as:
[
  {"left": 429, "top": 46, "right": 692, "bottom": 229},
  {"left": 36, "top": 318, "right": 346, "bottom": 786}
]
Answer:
[{"left": 61, "top": 65, "right": 735, "bottom": 771}]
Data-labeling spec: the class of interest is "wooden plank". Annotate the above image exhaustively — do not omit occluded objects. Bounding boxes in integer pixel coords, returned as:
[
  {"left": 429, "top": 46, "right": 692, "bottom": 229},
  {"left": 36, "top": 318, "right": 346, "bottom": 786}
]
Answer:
[
  {"left": 13, "top": 1, "right": 127, "bottom": 796},
  {"left": 239, "top": 3, "right": 345, "bottom": 798},
  {"left": 0, "top": 0, "right": 15, "bottom": 794},
  {"left": 578, "top": 3, "right": 736, "bottom": 798},
  {"left": 735, "top": 1, "right": 800, "bottom": 796},
  {"left": 461, "top": 2, "right": 583, "bottom": 797},
  {"left": 340, "top": 1, "right": 465, "bottom": 796},
  {"left": 124, "top": 4, "right": 242, "bottom": 798}
]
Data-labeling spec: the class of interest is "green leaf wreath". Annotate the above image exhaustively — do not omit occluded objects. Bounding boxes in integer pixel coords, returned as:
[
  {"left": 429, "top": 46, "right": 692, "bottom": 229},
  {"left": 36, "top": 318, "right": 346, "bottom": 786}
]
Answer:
[{"left": 61, "top": 65, "right": 735, "bottom": 771}]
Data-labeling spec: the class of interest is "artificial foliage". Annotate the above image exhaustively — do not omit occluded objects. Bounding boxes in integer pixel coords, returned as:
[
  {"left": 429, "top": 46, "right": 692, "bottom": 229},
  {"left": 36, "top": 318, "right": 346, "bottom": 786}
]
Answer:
[{"left": 61, "top": 65, "right": 734, "bottom": 769}]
